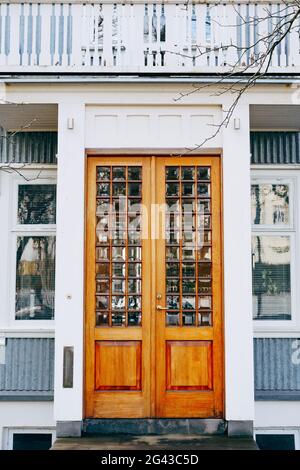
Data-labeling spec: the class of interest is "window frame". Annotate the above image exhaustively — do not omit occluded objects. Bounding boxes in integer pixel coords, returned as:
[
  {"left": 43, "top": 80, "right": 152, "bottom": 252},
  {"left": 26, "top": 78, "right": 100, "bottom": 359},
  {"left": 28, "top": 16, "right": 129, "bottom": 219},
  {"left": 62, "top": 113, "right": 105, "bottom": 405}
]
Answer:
[
  {"left": 251, "top": 170, "right": 300, "bottom": 333},
  {"left": 9, "top": 172, "right": 57, "bottom": 328},
  {"left": 3, "top": 427, "right": 56, "bottom": 450},
  {"left": 254, "top": 427, "right": 300, "bottom": 450}
]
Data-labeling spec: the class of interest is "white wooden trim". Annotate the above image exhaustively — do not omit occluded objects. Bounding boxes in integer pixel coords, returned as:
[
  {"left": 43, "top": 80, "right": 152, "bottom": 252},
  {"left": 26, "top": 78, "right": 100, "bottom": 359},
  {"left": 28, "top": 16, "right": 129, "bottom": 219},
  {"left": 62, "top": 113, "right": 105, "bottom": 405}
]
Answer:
[
  {"left": 251, "top": 169, "right": 300, "bottom": 334},
  {"left": 222, "top": 101, "right": 254, "bottom": 422},
  {"left": 7, "top": 171, "right": 57, "bottom": 329},
  {"left": 0, "top": 2, "right": 297, "bottom": 74},
  {"left": 254, "top": 331, "right": 300, "bottom": 338},
  {"left": 0, "top": 170, "right": 58, "bottom": 330},
  {"left": 0, "top": 328, "right": 55, "bottom": 338},
  {"left": 0, "top": 1, "right": 284, "bottom": 5},
  {"left": 3, "top": 427, "right": 56, "bottom": 450},
  {"left": 254, "top": 427, "right": 300, "bottom": 450},
  {"left": 54, "top": 100, "right": 85, "bottom": 422}
]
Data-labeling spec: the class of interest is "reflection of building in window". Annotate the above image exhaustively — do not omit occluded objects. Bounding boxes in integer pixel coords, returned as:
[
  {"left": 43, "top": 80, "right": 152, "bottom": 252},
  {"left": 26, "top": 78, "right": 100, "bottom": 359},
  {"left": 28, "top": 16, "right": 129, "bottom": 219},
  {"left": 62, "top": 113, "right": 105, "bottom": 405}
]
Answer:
[
  {"left": 18, "top": 185, "right": 56, "bottom": 225},
  {"left": 16, "top": 237, "right": 56, "bottom": 320},
  {"left": 252, "top": 236, "right": 291, "bottom": 320},
  {"left": 251, "top": 184, "right": 289, "bottom": 225}
]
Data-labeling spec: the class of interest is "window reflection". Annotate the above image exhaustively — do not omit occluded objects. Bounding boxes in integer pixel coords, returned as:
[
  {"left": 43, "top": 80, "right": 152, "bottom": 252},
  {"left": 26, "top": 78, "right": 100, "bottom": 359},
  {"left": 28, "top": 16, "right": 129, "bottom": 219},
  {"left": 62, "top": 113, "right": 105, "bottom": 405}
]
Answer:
[
  {"left": 15, "top": 236, "right": 56, "bottom": 320},
  {"left": 18, "top": 185, "right": 56, "bottom": 225},
  {"left": 252, "top": 235, "right": 291, "bottom": 320},
  {"left": 251, "top": 184, "right": 289, "bottom": 225}
]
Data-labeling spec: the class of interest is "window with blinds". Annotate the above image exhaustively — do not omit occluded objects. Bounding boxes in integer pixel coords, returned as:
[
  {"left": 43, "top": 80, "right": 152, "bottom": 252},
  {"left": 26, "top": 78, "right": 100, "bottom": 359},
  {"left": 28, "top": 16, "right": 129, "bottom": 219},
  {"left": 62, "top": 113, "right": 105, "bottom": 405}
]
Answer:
[
  {"left": 15, "top": 183, "right": 56, "bottom": 321},
  {"left": 251, "top": 180, "right": 293, "bottom": 321},
  {"left": 252, "top": 235, "right": 291, "bottom": 320}
]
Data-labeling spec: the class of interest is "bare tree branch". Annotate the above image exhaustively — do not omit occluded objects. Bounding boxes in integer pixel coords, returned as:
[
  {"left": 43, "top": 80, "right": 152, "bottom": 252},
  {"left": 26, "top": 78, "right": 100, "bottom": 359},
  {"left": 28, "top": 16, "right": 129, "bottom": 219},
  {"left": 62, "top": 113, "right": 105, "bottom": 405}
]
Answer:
[{"left": 173, "top": 0, "right": 300, "bottom": 154}]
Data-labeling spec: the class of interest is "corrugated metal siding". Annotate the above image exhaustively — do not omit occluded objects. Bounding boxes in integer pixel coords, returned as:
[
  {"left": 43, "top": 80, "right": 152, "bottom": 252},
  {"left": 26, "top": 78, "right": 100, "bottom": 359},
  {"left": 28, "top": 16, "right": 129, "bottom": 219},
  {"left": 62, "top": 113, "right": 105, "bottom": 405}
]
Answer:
[
  {"left": 251, "top": 132, "right": 300, "bottom": 165},
  {"left": 0, "top": 338, "right": 54, "bottom": 400},
  {"left": 0, "top": 128, "right": 57, "bottom": 164},
  {"left": 254, "top": 338, "right": 300, "bottom": 400}
]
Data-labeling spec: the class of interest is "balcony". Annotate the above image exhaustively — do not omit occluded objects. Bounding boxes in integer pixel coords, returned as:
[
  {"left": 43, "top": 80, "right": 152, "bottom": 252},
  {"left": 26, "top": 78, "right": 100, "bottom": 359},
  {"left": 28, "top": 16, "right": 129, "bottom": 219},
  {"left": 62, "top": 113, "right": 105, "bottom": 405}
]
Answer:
[{"left": 0, "top": 1, "right": 299, "bottom": 74}]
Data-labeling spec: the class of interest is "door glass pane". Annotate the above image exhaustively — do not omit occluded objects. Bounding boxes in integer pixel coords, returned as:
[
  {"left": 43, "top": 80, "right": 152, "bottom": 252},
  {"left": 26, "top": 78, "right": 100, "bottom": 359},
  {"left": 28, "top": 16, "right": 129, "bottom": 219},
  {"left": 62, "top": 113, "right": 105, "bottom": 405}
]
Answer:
[
  {"left": 97, "top": 183, "right": 110, "bottom": 197},
  {"left": 252, "top": 235, "right": 291, "bottom": 320},
  {"left": 166, "top": 167, "right": 179, "bottom": 180},
  {"left": 96, "top": 311, "right": 109, "bottom": 326},
  {"left": 165, "top": 165, "right": 213, "bottom": 326},
  {"left": 96, "top": 279, "right": 110, "bottom": 293},
  {"left": 128, "top": 167, "right": 142, "bottom": 180},
  {"left": 182, "top": 167, "right": 195, "bottom": 180},
  {"left": 113, "top": 183, "right": 126, "bottom": 196},
  {"left": 112, "top": 279, "right": 126, "bottom": 294},
  {"left": 96, "top": 246, "right": 110, "bottom": 261},
  {"left": 96, "top": 296, "right": 109, "bottom": 309},
  {"left": 128, "top": 279, "right": 141, "bottom": 294},
  {"left": 128, "top": 311, "right": 142, "bottom": 326},
  {"left": 95, "top": 165, "right": 143, "bottom": 327},
  {"left": 112, "top": 167, "right": 126, "bottom": 181},
  {"left": 15, "top": 236, "right": 56, "bottom": 320},
  {"left": 183, "top": 311, "right": 196, "bottom": 326},
  {"left": 251, "top": 183, "right": 290, "bottom": 226},
  {"left": 97, "top": 167, "right": 110, "bottom": 180}
]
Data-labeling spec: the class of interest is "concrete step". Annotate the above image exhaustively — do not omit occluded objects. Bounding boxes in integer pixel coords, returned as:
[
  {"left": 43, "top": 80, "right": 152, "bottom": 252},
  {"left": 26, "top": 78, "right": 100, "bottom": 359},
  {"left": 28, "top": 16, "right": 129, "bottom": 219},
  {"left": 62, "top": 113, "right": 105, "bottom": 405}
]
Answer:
[
  {"left": 52, "top": 434, "right": 258, "bottom": 450},
  {"left": 83, "top": 418, "right": 226, "bottom": 436}
]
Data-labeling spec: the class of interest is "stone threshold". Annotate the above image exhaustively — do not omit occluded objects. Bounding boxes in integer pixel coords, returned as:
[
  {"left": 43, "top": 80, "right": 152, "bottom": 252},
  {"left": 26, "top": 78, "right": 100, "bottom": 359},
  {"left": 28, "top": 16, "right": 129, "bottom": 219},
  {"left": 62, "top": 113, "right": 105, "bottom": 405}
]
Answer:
[{"left": 51, "top": 434, "right": 258, "bottom": 451}]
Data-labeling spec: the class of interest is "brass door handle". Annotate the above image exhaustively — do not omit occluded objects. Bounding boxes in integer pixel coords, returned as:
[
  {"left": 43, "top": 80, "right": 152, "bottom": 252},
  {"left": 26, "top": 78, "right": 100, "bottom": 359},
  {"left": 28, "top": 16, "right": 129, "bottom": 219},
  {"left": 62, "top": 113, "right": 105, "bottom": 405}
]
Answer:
[{"left": 156, "top": 305, "right": 168, "bottom": 311}]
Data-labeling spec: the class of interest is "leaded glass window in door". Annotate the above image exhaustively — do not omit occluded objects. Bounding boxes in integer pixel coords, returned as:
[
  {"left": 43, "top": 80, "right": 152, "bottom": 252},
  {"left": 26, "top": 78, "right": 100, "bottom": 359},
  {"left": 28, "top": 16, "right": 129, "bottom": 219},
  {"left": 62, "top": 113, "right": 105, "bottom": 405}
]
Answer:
[
  {"left": 165, "top": 166, "right": 212, "bottom": 327},
  {"left": 95, "top": 166, "right": 143, "bottom": 327}
]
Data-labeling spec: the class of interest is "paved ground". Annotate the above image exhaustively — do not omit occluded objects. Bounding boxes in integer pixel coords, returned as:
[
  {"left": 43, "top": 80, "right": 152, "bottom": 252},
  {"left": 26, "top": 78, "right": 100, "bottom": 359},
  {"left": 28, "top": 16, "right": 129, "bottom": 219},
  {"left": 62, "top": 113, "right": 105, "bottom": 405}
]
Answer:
[{"left": 52, "top": 434, "right": 258, "bottom": 450}]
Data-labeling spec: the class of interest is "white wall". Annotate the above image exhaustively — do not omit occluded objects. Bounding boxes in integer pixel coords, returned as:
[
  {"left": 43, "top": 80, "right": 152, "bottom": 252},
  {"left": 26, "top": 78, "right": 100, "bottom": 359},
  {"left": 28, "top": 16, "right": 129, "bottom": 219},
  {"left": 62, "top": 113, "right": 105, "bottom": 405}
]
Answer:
[
  {"left": 255, "top": 402, "right": 300, "bottom": 428},
  {"left": 222, "top": 101, "right": 255, "bottom": 422},
  {"left": 0, "top": 402, "right": 54, "bottom": 450},
  {"left": 54, "top": 100, "right": 85, "bottom": 422},
  {"left": 2, "top": 82, "right": 275, "bottom": 426},
  {"left": 85, "top": 105, "right": 222, "bottom": 149}
]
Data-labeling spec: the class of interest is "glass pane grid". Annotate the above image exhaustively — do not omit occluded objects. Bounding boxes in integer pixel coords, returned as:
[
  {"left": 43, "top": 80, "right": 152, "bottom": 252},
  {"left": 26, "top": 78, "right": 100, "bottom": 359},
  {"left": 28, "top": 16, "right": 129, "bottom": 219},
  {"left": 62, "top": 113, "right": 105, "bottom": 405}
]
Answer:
[
  {"left": 95, "top": 165, "right": 143, "bottom": 327},
  {"left": 165, "top": 166, "right": 213, "bottom": 327}
]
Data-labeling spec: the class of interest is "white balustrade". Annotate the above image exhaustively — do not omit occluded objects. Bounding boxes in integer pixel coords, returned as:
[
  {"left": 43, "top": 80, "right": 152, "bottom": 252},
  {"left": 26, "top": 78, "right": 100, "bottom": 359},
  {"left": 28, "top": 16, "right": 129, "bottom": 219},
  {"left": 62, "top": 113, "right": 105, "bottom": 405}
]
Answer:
[{"left": 0, "top": 2, "right": 298, "bottom": 73}]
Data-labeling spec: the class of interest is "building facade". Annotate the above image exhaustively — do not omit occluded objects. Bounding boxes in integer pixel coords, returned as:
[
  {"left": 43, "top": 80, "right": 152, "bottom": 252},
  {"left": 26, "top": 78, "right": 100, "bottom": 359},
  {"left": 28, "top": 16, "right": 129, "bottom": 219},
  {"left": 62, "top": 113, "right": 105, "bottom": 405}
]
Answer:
[{"left": 0, "top": 0, "right": 300, "bottom": 450}]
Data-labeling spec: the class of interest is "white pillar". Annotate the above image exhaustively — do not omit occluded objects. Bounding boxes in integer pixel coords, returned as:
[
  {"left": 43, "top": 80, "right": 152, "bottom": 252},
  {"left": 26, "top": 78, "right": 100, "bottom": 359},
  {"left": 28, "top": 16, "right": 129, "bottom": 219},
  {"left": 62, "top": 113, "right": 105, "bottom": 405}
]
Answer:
[
  {"left": 222, "top": 101, "right": 255, "bottom": 431},
  {"left": 54, "top": 100, "right": 85, "bottom": 430}
]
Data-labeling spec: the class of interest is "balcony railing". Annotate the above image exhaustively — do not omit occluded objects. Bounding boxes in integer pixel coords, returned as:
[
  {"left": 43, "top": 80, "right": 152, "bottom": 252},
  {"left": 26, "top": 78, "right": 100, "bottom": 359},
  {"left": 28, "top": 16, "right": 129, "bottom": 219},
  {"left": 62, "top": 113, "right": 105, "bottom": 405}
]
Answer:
[{"left": 0, "top": 1, "right": 299, "bottom": 74}]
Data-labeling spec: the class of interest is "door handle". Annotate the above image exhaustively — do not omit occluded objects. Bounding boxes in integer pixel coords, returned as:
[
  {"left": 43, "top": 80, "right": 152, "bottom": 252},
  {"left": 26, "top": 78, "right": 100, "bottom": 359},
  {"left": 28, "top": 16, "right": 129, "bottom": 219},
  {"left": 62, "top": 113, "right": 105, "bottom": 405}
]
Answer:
[{"left": 156, "top": 305, "right": 168, "bottom": 311}]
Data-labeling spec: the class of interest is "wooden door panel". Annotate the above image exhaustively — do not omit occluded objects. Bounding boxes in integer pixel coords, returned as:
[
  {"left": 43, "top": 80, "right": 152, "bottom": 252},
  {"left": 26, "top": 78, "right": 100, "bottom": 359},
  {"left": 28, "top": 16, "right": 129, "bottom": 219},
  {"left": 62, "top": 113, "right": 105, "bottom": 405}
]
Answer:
[
  {"left": 156, "top": 392, "right": 216, "bottom": 418},
  {"left": 95, "top": 341, "right": 142, "bottom": 390},
  {"left": 155, "top": 157, "right": 223, "bottom": 418},
  {"left": 85, "top": 157, "right": 151, "bottom": 418},
  {"left": 166, "top": 340, "right": 212, "bottom": 390},
  {"left": 85, "top": 155, "right": 223, "bottom": 419}
]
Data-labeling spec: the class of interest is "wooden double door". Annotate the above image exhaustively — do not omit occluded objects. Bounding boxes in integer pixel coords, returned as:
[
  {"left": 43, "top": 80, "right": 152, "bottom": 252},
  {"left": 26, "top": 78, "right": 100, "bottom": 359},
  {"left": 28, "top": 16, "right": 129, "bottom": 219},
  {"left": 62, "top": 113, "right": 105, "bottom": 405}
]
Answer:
[{"left": 85, "top": 156, "right": 223, "bottom": 418}]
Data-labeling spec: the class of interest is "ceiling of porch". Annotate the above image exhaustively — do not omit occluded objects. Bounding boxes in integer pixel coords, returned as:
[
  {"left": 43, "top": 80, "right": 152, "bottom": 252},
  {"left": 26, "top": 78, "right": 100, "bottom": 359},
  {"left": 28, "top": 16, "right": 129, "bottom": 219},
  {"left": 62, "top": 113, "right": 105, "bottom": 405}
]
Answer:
[
  {"left": 250, "top": 105, "right": 300, "bottom": 131},
  {"left": 1, "top": 102, "right": 300, "bottom": 133},
  {"left": 0, "top": 103, "right": 58, "bottom": 131}
]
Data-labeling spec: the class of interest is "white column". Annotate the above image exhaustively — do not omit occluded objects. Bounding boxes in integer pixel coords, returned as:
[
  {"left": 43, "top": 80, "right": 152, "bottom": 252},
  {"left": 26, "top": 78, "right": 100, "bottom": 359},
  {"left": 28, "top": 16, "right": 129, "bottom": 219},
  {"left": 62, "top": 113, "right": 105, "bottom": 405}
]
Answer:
[
  {"left": 54, "top": 100, "right": 85, "bottom": 424},
  {"left": 222, "top": 101, "right": 255, "bottom": 425}
]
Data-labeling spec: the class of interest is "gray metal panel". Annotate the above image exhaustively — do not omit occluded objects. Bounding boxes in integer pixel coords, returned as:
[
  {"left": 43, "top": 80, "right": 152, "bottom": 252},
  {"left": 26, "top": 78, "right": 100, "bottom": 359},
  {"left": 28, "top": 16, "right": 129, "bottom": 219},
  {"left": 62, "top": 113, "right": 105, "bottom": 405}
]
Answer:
[
  {"left": 0, "top": 338, "right": 54, "bottom": 399},
  {"left": 251, "top": 132, "right": 300, "bottom": 165},
  {"left": 254, "top": 338, "right": 300, "bottom": 401},
  {"left": 0, "top": 128, "right": 57, "bottom": 164}
]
